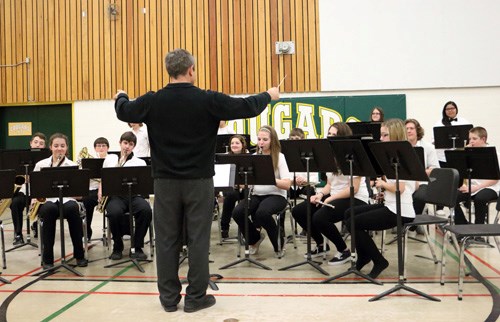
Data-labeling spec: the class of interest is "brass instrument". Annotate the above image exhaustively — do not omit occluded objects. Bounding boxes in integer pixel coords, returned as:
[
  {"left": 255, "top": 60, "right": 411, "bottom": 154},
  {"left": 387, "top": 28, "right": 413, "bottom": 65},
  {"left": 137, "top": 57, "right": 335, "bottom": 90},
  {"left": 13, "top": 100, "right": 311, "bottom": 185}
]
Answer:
[
  {"left": 95, "top": 196, "right": 108, "bottom": 213},
  {"left": 77, "top": 146, "right": 93, "bottom": 166},
  {"left": 0, "top": 175, "right": 26, "bottom": 217},
  {"left": 28, "top": 198, "right": 46, "bottom": 221}
]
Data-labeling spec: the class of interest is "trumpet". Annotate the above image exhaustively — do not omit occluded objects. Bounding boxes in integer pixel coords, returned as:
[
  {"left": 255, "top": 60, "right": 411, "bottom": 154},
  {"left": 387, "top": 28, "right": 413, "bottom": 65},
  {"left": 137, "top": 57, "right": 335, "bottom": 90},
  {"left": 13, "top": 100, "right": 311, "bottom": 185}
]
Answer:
[
  {"left": 0, "top": 175, "right": 26, "bottom": 217},
  {"left": 28, "top": 198, "right": 46, "bottom": 222}
]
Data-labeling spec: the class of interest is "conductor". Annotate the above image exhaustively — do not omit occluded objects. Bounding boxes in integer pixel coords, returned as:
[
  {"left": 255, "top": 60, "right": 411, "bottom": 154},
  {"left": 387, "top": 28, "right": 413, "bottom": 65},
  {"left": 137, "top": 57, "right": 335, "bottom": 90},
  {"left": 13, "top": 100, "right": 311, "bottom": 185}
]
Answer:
[{"left": 113, "top": 48, "right": 279, "bottom": 313}]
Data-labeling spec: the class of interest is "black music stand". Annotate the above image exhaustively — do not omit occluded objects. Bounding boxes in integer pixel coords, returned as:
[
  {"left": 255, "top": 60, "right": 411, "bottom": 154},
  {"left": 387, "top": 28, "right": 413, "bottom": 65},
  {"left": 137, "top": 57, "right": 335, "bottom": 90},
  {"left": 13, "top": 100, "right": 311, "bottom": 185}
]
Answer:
[
  {"left": 217, "top": 154, "right": 275, "bottom": 271},
  {"left": 81, "top": 158, "right": 107, "bottom": 247},
  {"left": 445, "top": 147, "right": 500, "bottom": 229},
  {"left": 321, "top": 139, "right": 382, "bottom": 285},
  {"left": 216, "top": 134, "right": 251, "bottom": 153},
  {"left": 278, "top": 139, "right": 337, "bottom": 276},
  {"left": 101, "top": 166, "right": 153, "bottom": 272},
  {"left": 385, "top": 146, "right": 427, "bottom": 245},
  {"left": 1, "top": 149, "right": 51, "bottom": 252},
  {"left": 368, "top": 141, "right": 438, "bottom": 302},
  {"left": 0, "top": 170, "right": 15, "bottom": 283},
  {"left": 433, "top": 124, "right": 473, "bottom": 150},
  {"left": 30, "top": 168, "right": 90, "bottom": 276},
  {"left": 347, "top": 122, "right": 381, "bottom": 141}
]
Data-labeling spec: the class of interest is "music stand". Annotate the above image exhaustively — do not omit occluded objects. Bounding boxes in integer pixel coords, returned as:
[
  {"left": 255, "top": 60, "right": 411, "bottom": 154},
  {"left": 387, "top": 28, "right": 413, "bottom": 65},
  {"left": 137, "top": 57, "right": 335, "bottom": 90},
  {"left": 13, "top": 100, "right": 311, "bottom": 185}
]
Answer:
[
  {"left": 1, "top": 148, "right": 51, "bottom": 251},
  {"left": 277, "top": 139, "right": 337, "bottom": 276},
  {"left": 321, "top": 139, "right": 382, "bottom": 285},
  {"left": 385, "top": 146, "right": 427, "bottom": 245},
  {"left": 216, "top": 134, "right": 251, "bottom": 153},
  {"left": 347, "top": 122, "right": 382, "bottom": 141},
  {"left": 445, "top": 147, "right": 500, "bottom": 228},
  {"left": 368, "top": 141, "right": 438, "bottom": 302},
  {"left": 30, "top": 168, "right": 90, "bottom": 276},
  {"left": 433, "top": 124, "right": 473, "bottom": 150},
  {"left": 0, "top": 170, "right": 15, "bottom": 284},
  {"left": 101, "top": 166, "right": 153, "bottom": 272},
  {"left": 216, "top": 154, "right": 275, "bottom": 271}
]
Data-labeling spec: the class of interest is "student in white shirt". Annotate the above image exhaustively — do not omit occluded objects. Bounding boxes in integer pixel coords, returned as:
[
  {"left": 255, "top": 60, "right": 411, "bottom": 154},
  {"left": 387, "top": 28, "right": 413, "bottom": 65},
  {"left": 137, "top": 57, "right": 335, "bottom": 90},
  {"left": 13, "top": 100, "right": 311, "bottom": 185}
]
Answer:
[
  {"left": 346, "top": 119, "right": 416, "bottom": 279},
  {"left": 454, "top": 127, "right": 500, "bottom": 226},
  {"left": 34, "top": 133, "right": 88, "bottom": 269},
  {"left": 232, "top": 126, "right": 292, "bottom": 257},
  {"left": 101, "top": 131, "right": 152, "bottom": 260},
  {"left": 128, "top": 123, "right": 150, "bottom": 157}
]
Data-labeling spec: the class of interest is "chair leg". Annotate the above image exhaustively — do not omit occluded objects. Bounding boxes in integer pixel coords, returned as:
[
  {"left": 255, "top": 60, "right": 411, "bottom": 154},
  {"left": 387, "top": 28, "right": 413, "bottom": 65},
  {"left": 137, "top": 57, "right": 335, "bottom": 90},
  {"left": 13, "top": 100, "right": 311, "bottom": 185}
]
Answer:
[
  {"left": 423, "top": 226, "right": 438, "bottom": 263},
  {"left": 149, "top": 222, "right": 154, "bottom": 258},
  {"left": 81, "top": 214, "right": 88, "bottom": 260},
  {"left": 288, "top": 207, "right": 297, "bottom": 249},
  {"left": 1, "top": 222, "right": 6, "bottom": 269},
  {"left": 403, "top": 227, "right": 408, "bottom": 280}
]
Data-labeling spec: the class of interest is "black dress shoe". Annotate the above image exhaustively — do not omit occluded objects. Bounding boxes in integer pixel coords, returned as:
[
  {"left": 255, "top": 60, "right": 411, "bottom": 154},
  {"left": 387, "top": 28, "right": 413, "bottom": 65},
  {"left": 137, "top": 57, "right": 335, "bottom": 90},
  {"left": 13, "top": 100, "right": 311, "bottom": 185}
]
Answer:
[
  {"left": 13, "top": 235, "right": 24, "bottom": 246},
  {"left": 184, "top": 294, "right": 216, "bottom": 313},
  {"left": 42, "top": 263, "right": 54, "bottom": 270},
  {"left": 130, "top": 249, "right": 147, "bottom": 260},
  {"left": 76, "top": 258, "right": 88, "bottom": 267},
  {"left": 162, "top": 304, "right": 177, "bottom": 312},
  {"left": 110, "top": 250, "right": 123, "bottom": 260}
]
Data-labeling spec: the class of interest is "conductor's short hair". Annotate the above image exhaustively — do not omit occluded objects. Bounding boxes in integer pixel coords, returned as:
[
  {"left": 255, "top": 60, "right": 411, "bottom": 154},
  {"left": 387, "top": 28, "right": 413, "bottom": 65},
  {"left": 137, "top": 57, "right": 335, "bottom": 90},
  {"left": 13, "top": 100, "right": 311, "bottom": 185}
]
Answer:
[{"left": 165, "top": 49, "right": 195, "bottom": 79}]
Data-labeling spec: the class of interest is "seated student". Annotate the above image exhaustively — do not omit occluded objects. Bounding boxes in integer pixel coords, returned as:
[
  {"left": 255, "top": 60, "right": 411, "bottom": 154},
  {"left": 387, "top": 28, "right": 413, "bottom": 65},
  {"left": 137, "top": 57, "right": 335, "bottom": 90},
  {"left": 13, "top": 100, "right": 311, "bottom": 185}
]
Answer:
[
  {"left": 453, "top": 127, "right": 500, "bottom": 226},
  {"left": 291, "top": 123, "right": 370, "bottom": 265},
  {"left": 101, "top": 132, "right": 153, "bottom": 260},
  {"left": 10, "top": 132, "right": 46, "bottom": 244},
  {"left": 232, "top": 126, "right": 292, "bottom": 257},
  {"left": 34, "top": 133, "right": 88, "bottom": 269},
  {"left": 220, "top": 134, "right": 248, "bottom": 238},
  {"left": 288, "top": 128, "right": 318, "bottom": 199},
  {"left": 345, "top": 119, "right": 416, "bottom": 278},
  {"left": 405, "top": 119, "right": 440, "bottom": 216},
  {"left": 81, "top": 137, "right": 109, "bottom": 240},
  {"left": 370, "top": 106, "right": 384, "bottom": 122}
]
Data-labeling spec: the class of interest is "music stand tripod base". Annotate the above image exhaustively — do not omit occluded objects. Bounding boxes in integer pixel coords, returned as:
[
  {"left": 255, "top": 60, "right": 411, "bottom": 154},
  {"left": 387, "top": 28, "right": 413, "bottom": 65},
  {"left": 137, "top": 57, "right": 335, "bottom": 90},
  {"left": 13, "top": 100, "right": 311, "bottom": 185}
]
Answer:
[{"left": 104, "top": 257, "right": 152, "bottom": 273}]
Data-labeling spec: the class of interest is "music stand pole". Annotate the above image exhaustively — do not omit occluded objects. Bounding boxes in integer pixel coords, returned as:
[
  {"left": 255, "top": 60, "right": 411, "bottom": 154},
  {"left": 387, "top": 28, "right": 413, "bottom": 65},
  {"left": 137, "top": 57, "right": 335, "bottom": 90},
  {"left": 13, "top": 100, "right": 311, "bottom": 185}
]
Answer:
[
  {"left": 322, "top": 156, "right": 381, "bottom": 285},
  {"left": 220, "top": 169, "right": 272, "bottom": 270},
  {"left": 104, "top": 178, "right": 153, "bottom": 273},
  {"left": 368, "top": 141, "right": 439, "bottom": 302},
  {"left": 279, "top": 155, "right": 329, "bottom": 275},
  {"left": 32, "top": 168, "right": 91, "bottom": 277},
  {"left": 2, "top": 149, "right": 51, "bottom": 252},
  {"left": 0, "top": 170, "right": 16, "bottom": 284}
]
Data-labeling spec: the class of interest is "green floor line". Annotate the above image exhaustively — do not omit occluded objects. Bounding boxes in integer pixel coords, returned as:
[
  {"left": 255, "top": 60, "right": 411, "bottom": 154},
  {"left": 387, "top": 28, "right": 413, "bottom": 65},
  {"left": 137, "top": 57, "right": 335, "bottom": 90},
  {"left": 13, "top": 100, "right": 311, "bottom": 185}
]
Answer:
[{"left": 42, "top": 265, "right": 134, "bottom": 322}]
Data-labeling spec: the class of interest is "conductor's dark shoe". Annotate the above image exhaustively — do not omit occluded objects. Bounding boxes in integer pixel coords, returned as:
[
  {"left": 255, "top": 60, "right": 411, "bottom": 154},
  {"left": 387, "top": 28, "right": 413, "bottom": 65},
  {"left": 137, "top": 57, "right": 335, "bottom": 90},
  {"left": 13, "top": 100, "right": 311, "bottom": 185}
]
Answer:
[
  {"left": 184, "top": 295, "right": 216, "bottom": 313},
  {"left": 162, "top": 304, "right": 177, "bottom": 312},
  {"left": 130, "top": 248, "right": 148, "bottom": 260},
  {"left": 368, "top": 258, "right": 389, "bottom": 279},
  {"left": 76, "top": 258, "right": 88, "bottom": 267},
  {"left": 110, "top": 250, "right": 123, "bottom": 260}
]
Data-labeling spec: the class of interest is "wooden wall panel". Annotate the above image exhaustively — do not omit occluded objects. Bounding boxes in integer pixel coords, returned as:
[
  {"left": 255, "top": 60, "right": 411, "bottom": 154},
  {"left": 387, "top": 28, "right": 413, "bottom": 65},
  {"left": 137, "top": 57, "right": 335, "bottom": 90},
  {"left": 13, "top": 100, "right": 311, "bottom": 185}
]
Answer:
[{"left": 0, "top": 0, "right": 320, "bottom": 104}]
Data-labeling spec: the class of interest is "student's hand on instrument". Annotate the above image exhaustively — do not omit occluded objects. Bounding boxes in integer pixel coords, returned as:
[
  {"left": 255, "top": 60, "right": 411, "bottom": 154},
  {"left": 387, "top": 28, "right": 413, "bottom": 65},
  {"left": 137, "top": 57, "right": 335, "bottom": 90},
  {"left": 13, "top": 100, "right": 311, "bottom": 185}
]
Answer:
[
  {"left": 114, "top": 90, "right": 127, "bottom": 100},
  {"left": 267, "top": 87, "right": 279, "bottom": 100},
  {"left": 295, "top": 176, "right": 307, "bottom": 186},
  {"left": 458, "top": 184, "right": 468, "bottom": 193}
]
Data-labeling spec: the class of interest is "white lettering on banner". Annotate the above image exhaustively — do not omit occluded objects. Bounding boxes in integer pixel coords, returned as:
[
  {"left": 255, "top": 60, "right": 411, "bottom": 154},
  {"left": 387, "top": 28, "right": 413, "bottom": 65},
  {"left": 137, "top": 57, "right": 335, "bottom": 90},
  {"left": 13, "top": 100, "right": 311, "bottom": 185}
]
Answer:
[
  {"left": 272, "top": 102, "right": 293, "bottom": 139},
  {"left": 296, "top": 103, "right": 317, "bottom": 139},
  {"left": 247, "top": 105, "right": 271, "bottom": 144},
  {"left": 228, "top": 119, "right": 245, "bottom": 134},
  {"left": 319, "top": 107, "right": 343, "bottom": 138}
]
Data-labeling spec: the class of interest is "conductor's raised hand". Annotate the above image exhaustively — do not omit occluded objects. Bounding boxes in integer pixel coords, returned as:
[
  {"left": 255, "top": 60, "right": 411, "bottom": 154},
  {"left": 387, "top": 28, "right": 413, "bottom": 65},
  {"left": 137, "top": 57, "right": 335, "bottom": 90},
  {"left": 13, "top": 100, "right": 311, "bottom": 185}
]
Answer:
[
  {"left": 114, "top": 90, "right": 127, "bottom": 100},
  {"left": 267, "top": 87, "right": 279, "bottom": 101}
]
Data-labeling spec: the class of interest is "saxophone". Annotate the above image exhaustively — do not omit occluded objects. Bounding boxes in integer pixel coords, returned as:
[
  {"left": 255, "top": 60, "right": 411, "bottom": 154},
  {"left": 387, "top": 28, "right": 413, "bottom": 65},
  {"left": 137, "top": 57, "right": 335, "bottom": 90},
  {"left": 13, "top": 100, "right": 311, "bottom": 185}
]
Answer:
[
  {"left": 28, "top": 198, "right": 46, "bottom": 221},
  {"left": 0, "top": 175, "right": 26, "bottom": 217}
]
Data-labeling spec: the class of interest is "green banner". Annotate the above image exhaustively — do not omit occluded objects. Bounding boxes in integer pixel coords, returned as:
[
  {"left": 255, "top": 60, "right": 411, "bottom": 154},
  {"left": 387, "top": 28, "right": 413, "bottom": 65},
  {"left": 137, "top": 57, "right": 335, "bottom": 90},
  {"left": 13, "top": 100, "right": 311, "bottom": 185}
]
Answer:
[{"left": 228, "top": 94, "right": 406, "bottom": 144}]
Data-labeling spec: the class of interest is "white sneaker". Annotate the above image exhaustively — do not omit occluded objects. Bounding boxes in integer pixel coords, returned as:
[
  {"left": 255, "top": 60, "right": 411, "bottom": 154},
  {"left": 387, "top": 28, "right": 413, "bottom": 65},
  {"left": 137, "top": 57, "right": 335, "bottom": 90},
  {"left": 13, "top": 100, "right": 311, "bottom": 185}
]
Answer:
[
  {"left": 275, "top": 249, "right": 286, "bottom": 258},
  {"left": 249, "top": 232, "right": 266, "bottom": 255}
]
